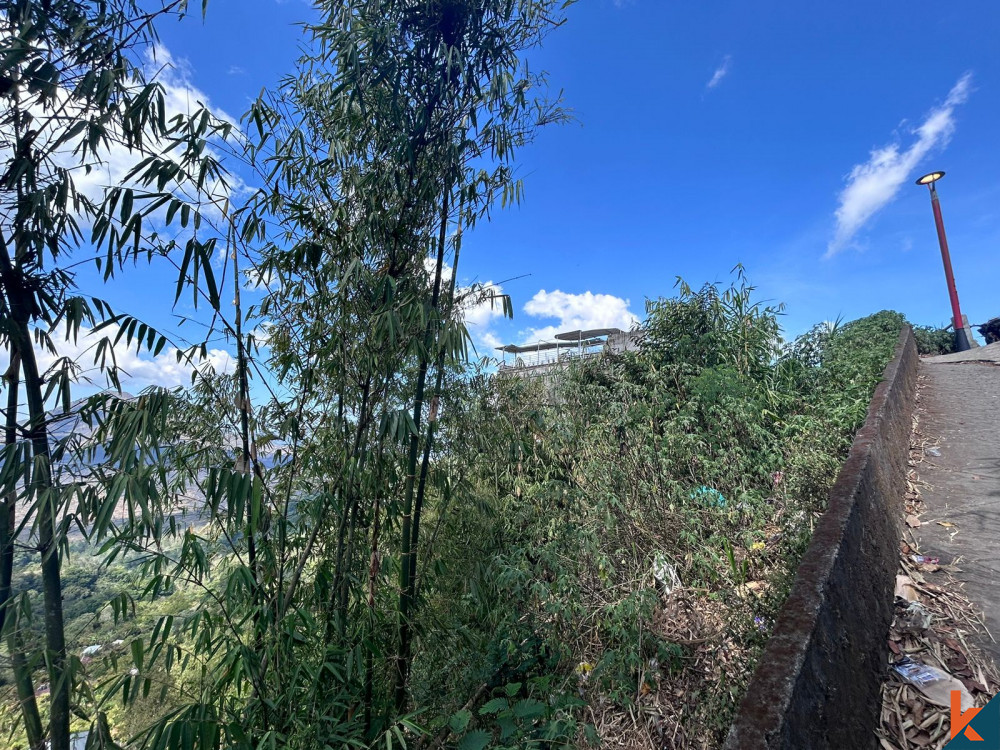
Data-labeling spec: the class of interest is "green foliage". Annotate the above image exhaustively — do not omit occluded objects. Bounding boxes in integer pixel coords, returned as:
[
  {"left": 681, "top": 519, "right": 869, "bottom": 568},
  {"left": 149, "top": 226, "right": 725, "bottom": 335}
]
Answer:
[
  {"left": 913, "top": 324, "right": 955, "bottom": 355},
  {"left": 410, "top": 278, "right": 909, "bottom": 747},
  {"left": 0, "top": 0, "right": 575, "bottom": 748},
  {"left": 778, "top": 310, "right": 906, "bottom": 509},
  {"left": 0, "top": 3, "right": 918, "bottom": 750},
  {"left": 0, "top": 2, "right": 236, "bottom": 748},
  {"left": 448, "top": 679, "right": 588, "bottom": 749}
]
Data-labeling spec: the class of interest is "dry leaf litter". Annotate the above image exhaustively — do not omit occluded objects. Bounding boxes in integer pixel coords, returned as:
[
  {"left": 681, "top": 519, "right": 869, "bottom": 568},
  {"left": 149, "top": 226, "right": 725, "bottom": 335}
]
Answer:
[{"left": 876, "top": 379, "right": 1000, "bottom": 749}]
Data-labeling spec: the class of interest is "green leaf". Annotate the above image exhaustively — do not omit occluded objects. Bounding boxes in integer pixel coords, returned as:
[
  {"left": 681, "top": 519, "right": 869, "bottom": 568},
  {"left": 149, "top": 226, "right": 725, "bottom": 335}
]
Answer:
[
  {"left": 512, "top": 699, "right": 545, "bottom": 720},
  {"left": 457, "top": 730, "right": 491, "bottom": 750},
  {"left": 130, "top": 639, "right": 144, "bottom": 671},
  {"left": 449, "top": 709, "right": 472, "bottom": 733},
  {"left": 479, "top": 698, "right": 508, "bottom": 715},
  {"left": 497, "top": 716, "right": 517, "bottom": 741}
]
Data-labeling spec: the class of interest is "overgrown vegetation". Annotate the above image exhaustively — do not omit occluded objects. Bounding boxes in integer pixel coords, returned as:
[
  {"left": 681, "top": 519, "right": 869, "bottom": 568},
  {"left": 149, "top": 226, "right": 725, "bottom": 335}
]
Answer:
[
  {"left": 912, "top": 325, "right": 955, "bottom": 355},
  {"left": 0, "top": 1, "right": 924, "bottom": 748},
  {"left": 409, "top": 290, "right": 908, "bottom": 748}
]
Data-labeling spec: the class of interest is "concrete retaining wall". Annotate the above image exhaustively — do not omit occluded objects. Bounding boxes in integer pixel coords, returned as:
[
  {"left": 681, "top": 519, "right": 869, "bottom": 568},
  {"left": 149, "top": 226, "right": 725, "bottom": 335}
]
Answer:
[{"left": 725, "top": 326, "right": 919, "bottom": 749}]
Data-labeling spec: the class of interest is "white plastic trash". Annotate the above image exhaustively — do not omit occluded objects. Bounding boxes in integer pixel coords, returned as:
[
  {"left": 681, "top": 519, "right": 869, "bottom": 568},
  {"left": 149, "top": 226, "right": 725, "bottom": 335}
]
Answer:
[
  {"left": 893, "top": 657, "right": 973, "bottom": 710},
  {"left": 652, "top": 553, "right": 681, "bottom": 594}
]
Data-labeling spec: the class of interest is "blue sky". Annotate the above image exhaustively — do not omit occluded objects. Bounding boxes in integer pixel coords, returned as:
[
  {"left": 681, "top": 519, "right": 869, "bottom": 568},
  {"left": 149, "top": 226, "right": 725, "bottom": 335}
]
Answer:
[{"left": 50, "top": 0, "right": 1000, "bottom": 388}]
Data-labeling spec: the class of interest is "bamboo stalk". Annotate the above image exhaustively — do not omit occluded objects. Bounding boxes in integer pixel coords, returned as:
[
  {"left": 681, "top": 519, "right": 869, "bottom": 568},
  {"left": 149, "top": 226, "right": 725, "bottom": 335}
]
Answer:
[
  {"left": 394, "top": 188, "right": 450, "bottom": 711},
  {"left": 410, "top": 202, "right": 463, "bottom": 604},
  {"left": 1, "top": 352, "right": 44, "bottom": 750},
  {"left": 0, "top": 235, "right": 70, "bottom": 750}
]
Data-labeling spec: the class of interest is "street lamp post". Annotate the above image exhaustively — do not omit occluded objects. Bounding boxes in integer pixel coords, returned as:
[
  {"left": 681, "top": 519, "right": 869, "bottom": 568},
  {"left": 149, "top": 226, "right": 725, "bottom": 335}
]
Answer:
[{"left": 915, "top": 171, "right": 972, "bottom": 352}]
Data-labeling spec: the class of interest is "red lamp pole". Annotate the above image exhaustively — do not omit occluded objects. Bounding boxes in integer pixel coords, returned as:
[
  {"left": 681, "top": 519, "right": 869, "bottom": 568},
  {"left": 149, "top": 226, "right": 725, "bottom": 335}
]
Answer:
[{"left": 917, "top": 171, "right": 971, "bottom": 352}]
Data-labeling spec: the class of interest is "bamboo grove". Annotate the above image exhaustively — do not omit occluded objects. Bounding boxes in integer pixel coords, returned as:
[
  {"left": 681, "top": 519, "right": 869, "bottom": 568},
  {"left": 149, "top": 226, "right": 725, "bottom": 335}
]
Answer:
[{"left": 0, "top": 0, "right": 574, "bottom": 748}]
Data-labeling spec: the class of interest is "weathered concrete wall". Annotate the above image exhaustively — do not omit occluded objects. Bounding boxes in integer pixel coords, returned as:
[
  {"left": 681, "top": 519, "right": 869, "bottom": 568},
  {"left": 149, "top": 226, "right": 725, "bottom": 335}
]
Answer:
[{"left": 725, "top": 326, "right": 918, "bottom": 750}]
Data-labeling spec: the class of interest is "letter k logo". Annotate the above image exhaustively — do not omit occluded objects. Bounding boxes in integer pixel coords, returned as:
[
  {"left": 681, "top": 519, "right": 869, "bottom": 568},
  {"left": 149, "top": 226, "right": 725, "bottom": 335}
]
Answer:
[{"left": 953, "top": 690, "right": 984, "bottom": 741}]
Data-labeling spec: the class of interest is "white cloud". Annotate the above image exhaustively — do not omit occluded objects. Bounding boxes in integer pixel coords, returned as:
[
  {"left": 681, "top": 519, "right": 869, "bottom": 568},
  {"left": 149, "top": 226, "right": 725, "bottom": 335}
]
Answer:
[
  {"left": 459, "top": 280, "right": 510, "bottom": 355},
  {"left": 462, "top": 281, "right": 506, "bottom": 328},
  {"left": 827, "top": 73, "right": 972, "bottom": 257},
  {"left": 1, "top": 42, "right": 243, "bottom": 231},
  {"left": 3, "top": 325, "right": 236, "bottom": 391},
  {"left": 479, "top": 330, "right": 504, "bottom": 351},
  {"left": 706, "top": 55, "right": 732, "bottom": 90},
  {"left": 423, "top": 256, "right": 454, "bottom": 286},
  {"left": 522, "top": 289, "right": 638, "bottom": 343},
  {"left": 423, "top": 258, "right": 510, "bottom": 353}
]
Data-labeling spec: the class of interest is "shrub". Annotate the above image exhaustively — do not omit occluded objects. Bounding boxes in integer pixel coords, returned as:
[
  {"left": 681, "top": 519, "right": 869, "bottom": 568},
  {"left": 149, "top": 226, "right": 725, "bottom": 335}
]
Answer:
[
  {"left": 913, "top": 325, "right": 955, "bottom": 355},
  {"left": 414, "top": 275, "right": 909, "bottom": 748}
]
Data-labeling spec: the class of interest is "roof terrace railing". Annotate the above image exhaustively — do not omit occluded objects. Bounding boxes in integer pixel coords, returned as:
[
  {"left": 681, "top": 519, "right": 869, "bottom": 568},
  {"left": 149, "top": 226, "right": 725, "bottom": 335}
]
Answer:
[{"left": 496, "top": 329, "right": 622, "bottom": 371}]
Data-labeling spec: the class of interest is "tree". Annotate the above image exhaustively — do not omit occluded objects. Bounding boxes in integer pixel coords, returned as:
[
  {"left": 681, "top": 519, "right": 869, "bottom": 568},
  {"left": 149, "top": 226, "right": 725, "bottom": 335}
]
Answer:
[
  {"left": 1, "top": 1, "right": 572, "bottom": 746},
  {"left": 243, "top": 0, "right": 573, "bottom": 729},
  {"left": 58, "top": 0, "right": 575, "bottom": 747},
  {"left": 0, "top": 2, "right": 232, "bottom": 747}
]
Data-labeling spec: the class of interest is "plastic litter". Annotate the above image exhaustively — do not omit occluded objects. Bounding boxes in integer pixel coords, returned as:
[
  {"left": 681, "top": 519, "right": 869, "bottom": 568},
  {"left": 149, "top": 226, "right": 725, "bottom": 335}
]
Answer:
[
  {"left": 911, "top": 555, "right": 940, "bottom": 565},
  {"left": 892, "top": 657, "right": 974, "bottom": 710},
  {"left": 895, "top": 601, "right": 933, "bottom": 633},
  {"left": 652, "top": 553, "right": 681, "bottom": 594},
  {"left": 925, "top": 447, "right": 942, "bottom": 457},
  {"left": 894, "top": 575, "right": 919, "bottom": 603},
  {"left": 689, "top": 485, "right": 726, "bottom": 508}
]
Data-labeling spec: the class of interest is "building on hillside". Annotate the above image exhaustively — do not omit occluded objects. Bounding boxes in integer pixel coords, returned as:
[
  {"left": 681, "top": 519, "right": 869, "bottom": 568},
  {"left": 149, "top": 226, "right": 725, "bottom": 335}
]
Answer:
[{"left": 496, "top": 327, "right": 641, "bottom": 378}]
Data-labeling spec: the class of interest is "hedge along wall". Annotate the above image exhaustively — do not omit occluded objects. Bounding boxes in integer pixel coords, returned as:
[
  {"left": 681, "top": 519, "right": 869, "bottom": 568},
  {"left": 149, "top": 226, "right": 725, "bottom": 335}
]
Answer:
[{"left": 725, "top": 326, "right": 919, "bottom": 749}]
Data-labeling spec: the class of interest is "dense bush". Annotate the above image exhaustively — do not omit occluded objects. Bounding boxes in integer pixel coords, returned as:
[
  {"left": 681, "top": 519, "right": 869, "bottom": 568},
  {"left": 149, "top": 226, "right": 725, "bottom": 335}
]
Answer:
[
  {"left": 408, "top": 275, "right": 908, "bottom": 748},
  {"left": 6, "top": 275, "right": 910, "bottom": 749},
  {"left": 913, "top": 325, "right": 955, "bottom": 355}
]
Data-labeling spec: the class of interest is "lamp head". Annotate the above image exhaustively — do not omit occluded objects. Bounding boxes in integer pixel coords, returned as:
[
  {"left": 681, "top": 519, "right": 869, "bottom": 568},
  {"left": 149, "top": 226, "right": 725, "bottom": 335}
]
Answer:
[{"left": 916, "top": 171, "right": 945, "bottom": 186}]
